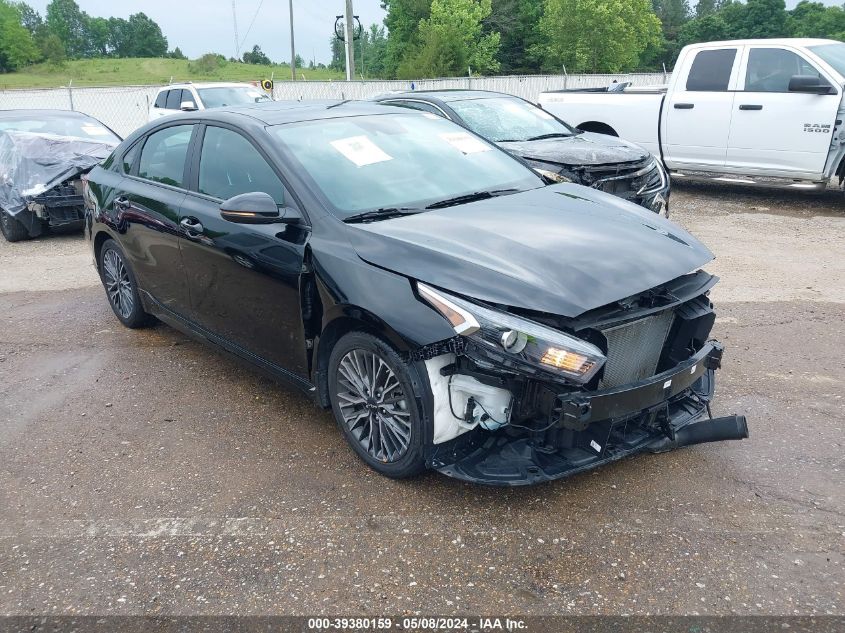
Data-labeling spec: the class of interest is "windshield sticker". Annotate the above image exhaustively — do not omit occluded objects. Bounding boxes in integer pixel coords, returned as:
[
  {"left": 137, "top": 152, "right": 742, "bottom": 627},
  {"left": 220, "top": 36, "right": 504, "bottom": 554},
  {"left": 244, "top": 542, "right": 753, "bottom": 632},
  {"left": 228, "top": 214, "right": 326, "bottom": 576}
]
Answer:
[
  {"left": 439, "top": 132, "right": 492, "bottom": 155},
  {"left": 81, "top": 125, "right": 111, "bottom": 136},
  {"left": 330, "top": 135, "right": 393, "bottom": 167}
]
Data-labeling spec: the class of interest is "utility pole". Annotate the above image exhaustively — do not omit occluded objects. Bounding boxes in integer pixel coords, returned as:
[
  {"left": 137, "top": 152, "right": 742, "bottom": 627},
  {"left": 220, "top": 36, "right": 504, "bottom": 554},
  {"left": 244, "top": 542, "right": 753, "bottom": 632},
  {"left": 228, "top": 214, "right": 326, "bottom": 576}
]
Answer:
[
  {"left": 289, "top": 0, "right": 296, "bottom": 81},
  {"left": 344, "top": 0, "right": 355, "bottom": 81},
  {"left": 232, "top": 0, "right": 240, "bottom": 60}
]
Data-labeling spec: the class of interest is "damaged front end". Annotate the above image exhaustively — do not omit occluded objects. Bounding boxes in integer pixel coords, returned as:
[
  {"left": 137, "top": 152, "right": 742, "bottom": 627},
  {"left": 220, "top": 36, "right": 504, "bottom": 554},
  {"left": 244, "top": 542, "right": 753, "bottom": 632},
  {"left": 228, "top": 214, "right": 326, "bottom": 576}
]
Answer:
[{"left": 414, "top": 271, "right": 748, "bottom": 486}]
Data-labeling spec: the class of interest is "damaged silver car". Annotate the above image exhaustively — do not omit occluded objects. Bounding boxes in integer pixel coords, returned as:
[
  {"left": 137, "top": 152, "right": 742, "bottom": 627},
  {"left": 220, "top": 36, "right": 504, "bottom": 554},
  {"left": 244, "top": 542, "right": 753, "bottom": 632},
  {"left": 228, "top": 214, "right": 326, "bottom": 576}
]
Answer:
[{"left": 0, "top": 109, "right": 120, "bottom": 242}]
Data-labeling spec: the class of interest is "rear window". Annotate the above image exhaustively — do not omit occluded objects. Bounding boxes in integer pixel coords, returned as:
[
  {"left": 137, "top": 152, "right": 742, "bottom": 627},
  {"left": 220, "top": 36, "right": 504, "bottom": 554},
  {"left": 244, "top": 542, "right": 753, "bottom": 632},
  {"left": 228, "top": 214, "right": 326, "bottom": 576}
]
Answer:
[
  {"left": 686, "top": 49, "right": 737, "bottom": 91},
  {"left": 154, "top": 91, "right": 167, "bottom": 108},
  {"left": 138, "top": 125, "right": 194, "bottom": 187},
  {"left": 0, "top": 115, "right": 120, "bottom": 143},
  {"left": 165, "top": 89, "right": 184, "bottom": 110}
]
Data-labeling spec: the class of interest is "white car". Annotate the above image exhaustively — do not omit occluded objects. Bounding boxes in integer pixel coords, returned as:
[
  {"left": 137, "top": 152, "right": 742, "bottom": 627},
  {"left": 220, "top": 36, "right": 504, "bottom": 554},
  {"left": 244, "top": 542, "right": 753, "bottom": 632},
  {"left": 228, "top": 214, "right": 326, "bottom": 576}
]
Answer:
[
  {"left": 539, "top": 38, "right": 845, "bottom": 192},
  {"left": 149, "top": 82, "right": 271, "bottom": 121}
]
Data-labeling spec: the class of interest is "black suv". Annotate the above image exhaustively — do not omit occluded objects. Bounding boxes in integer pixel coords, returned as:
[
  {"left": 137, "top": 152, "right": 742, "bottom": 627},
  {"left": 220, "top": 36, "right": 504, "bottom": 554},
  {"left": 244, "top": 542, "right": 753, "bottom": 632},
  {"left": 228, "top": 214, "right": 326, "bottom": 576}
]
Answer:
[{"left": 84, "top": 101, "right": 746, "bottom": 485}]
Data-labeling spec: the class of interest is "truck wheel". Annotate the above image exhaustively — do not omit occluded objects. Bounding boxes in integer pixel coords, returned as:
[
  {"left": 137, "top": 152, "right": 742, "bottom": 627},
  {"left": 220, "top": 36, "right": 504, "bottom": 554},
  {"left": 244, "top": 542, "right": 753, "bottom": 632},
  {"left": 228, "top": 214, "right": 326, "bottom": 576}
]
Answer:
[
  {"left": 328, "top": 332, "right": 428, "bottom": 478},
  {"left": 0, "top": 210, "right": 31, "bottom": 242}
]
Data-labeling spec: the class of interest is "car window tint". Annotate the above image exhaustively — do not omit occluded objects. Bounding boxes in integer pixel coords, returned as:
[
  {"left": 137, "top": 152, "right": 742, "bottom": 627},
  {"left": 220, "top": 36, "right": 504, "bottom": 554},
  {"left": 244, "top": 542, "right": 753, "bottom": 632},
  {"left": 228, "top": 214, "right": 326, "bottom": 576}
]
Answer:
[
  {"left": 138, "top": 125, "right": 193, "bottom": 187},
  {"left": 122, "top": 141, "right": 141, "bottom": 173},
  {"left": 686, "top": 49, "right": 737, "bottom": 91},
  {"left": 165, "top": 89, "right": 183, "bottom": 110},
  {"left": 154, "top": 91, "right": 167, "bottom": 108},
  {"left": 386, "top": 100, "right": 445, "bottom": 117},
  {"left": 198, "top": 126, "right": 285, "bottom": 204},
  {"left": 745, "top": 48, "right": 825, "bottom": 92}
]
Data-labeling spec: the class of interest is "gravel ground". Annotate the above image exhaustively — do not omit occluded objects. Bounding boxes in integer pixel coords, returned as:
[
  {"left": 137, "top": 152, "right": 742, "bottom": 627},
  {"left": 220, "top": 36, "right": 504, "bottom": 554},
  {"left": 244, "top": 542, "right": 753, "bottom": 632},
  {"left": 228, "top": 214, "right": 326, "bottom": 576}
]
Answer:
[{"left": 0, "top": 182, "right": 843, "bottom": 617}]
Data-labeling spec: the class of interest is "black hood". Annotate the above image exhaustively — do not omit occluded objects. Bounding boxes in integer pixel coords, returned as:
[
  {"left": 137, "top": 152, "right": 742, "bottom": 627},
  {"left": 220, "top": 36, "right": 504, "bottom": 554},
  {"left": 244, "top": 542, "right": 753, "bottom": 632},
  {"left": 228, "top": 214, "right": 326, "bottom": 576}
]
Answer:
[
  {"left": 346, "top": 184, "right": 713, "bottom": 318},
  {"left": 500, "top": 131, "right": 649, "bottom": 167}
]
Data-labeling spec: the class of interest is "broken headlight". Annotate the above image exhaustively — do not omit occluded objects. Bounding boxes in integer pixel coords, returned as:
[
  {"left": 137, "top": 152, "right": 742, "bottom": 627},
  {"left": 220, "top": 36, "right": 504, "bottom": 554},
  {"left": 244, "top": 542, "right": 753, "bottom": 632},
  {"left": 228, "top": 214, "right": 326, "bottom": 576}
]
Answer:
[
  {"left": 418, "top": 283, "right": 605, "bottom": 384},
  {"left": 533, "top": 167, "right": 571, "bottom": 184}
]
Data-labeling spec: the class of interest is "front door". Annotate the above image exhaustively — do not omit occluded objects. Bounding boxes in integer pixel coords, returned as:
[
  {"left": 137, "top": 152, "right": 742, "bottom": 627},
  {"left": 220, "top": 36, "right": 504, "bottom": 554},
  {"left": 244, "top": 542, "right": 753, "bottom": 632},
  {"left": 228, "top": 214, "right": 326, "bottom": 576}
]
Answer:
[
  {"left": 177, "top": 124, "right": 310, "bottom": 378},
  {"left": 663, "top": 46, "right": 741, "bottom": 170},
  {"left": 726, "top": 46, "right": 841, "bottom": 178},
  {"left": 113, "top": 123, "right": 195, "bottom": 313}
]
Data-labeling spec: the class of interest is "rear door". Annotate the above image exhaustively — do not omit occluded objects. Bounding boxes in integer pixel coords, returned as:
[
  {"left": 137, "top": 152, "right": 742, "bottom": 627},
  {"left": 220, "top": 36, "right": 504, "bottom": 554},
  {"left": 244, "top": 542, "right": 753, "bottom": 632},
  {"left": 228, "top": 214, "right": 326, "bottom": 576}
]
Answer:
[
  {"left": 111, "top": 123, "right": 196, "bottom": 313},
  {"left": 663, "top": 46, "right": 742, "bottom": 169},
  {"left": 726, "top": 45, "right": 840, "bottom": 178},
  {"left": 178, "top": 124, "right": 310, "bottom": 378}
]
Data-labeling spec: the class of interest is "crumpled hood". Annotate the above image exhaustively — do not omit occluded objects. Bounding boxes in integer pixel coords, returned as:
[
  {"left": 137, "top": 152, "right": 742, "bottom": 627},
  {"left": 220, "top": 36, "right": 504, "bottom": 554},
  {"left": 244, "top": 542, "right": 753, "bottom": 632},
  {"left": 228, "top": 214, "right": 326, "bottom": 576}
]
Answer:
[
  {"left": 500, "top": 131, "right": 649, "bottom": 167},
  {"left": 347, "top": 184, "right": 713, "bottom": 318}
]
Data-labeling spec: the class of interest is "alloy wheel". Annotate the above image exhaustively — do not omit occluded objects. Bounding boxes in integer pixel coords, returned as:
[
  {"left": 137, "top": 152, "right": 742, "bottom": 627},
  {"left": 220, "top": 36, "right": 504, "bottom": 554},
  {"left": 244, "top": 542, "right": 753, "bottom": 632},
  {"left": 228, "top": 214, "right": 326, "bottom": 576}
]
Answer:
[
  {"left": 102, "top": 249, "right": 134, "bottom": 319},
  {"left": 336, "top": 349, "right": 412, "bottom": 463}
]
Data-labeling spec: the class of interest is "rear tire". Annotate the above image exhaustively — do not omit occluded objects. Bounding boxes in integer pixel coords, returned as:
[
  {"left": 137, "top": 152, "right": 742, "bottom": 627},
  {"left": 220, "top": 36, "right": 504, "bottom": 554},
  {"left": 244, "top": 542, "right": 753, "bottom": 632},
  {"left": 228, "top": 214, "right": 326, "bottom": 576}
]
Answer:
[
  {"left": 0, "top": 209, "right": 31, "bottom": 242},
  {"left": 328, "top": 332, "right": 427, "bottom": 478},
  {"left": 98, "top": 239, "right": 152, "bottom": 329}
]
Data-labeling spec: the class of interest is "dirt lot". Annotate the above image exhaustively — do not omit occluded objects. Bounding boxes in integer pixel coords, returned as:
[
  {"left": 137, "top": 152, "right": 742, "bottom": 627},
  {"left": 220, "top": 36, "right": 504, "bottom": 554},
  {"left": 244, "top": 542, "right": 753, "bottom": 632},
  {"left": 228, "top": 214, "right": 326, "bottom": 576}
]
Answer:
[{"left": 0, "top": 182, "right": 843, "bottom": 616}]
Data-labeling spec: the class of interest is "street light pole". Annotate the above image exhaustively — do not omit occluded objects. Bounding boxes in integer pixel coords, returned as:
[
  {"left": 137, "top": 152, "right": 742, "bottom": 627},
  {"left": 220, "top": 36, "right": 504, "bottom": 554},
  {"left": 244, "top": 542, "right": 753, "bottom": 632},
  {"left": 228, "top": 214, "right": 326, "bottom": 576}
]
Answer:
[
  {"left": 344, "top": 0, "right": 355, "bottom": 81},
  {"left": 289, "top": 0, "right": 296, "bottom": 81}
]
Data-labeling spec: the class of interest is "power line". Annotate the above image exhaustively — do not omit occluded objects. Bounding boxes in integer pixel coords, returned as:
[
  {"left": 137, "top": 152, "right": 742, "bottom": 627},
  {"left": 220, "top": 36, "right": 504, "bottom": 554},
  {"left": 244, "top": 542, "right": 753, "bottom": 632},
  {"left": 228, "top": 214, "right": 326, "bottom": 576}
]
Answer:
[{"left": 240, "top": 0, "right": 266, "bottom": 50}]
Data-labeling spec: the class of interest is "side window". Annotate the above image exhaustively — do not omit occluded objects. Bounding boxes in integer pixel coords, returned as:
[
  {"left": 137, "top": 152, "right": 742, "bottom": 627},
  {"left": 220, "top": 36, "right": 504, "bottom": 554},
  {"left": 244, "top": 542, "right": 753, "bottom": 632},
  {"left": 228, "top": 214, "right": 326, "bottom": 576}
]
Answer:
[
  {"left": 154, "top": 91, "right": 167, "bottom": 109},
  {"left": 121, "top": 141, "right": 141, "bottom": 174},
  {"left": 198, "top": 126, "right": 285, "bottom": 204},
  {"left": 138, "top": 125, "right": 194, "bottom": 187},
  {"left": 745, "top": 48, "right": 826, "bottom": 92},
  {"left": 386, "top": 100, "right": 446, "bottom": 118},
  {"left": 165, "top": 89, "right": 183, "bottom": 110},
  {"left": 686, "top": 49, "right": 737, "bottom": 91}
]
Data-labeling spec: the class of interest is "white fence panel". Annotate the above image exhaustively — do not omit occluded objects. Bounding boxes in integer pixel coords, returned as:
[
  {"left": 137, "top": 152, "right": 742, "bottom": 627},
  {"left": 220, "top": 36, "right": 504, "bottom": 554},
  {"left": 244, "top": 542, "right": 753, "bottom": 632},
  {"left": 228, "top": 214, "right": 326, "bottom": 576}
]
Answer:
[{"left": 0, "top": 73, "right": 667, "bottom": 138}]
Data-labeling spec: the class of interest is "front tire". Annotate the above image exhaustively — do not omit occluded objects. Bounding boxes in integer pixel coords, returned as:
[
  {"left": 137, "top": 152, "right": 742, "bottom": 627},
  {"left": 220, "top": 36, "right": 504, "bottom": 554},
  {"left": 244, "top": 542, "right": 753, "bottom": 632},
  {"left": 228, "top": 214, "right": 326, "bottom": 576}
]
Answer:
[
  {"left": 328, "top": 332, "right": 427, "bottom": 478},
  {"left": 0, "top": 209, "right": 31, "bottom": 242},
  {"left": 98, "top": 239, "right": 151, "bottom": 329}
]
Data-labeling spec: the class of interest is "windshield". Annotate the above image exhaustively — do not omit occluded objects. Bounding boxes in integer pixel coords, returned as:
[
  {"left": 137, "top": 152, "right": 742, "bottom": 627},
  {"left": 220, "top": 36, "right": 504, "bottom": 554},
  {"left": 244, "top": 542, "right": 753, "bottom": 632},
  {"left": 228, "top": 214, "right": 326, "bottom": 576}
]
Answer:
[
  {"left": 808, "top": 43, "right": 845, "bottom": 78},
  {"left": 0, "top": 115, "right": 120, "bottom": 143},
  {"left": 197, "top": 87, "right": 271, "bottom": 108},
  {"left": 448, "top": 96, "right": 576, "bottom": 143},
  {"left": 270, "top": 113, "right": 542, "bottom": 216}
]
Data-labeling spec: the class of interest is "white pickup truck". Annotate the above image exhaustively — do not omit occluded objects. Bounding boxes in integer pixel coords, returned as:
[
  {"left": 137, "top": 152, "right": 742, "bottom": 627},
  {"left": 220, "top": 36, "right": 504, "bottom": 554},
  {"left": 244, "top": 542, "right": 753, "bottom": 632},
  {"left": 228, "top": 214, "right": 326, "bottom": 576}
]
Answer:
[{"left": 539, "top": 38, "right": 845, "bottom": 192}]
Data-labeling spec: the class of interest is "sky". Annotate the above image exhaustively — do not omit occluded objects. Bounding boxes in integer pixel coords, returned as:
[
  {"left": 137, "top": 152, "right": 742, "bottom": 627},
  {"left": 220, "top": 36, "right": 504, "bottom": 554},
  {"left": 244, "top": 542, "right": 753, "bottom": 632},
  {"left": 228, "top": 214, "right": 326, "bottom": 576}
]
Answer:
[
  {"left": 25, "top": 0, "right": 388, "bottom": 65},
  {"left": 23, "top": 0, "right": 843, "bottom": 65}
]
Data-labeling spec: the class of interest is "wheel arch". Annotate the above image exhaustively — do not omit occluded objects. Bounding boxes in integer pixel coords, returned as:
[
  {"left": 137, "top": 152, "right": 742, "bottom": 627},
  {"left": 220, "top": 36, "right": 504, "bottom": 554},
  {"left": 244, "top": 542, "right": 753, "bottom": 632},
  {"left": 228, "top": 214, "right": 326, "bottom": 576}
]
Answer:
[{"left": 577, "top": 121, "right": 619, "bottom": 137}]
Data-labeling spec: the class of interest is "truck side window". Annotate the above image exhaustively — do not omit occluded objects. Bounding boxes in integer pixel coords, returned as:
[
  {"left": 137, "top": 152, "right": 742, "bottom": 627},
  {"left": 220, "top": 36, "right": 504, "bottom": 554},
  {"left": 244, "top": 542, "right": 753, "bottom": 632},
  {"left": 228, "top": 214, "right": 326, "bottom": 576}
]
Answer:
[
  {"left": 165, "top": 89, "right": 183, "bottom": 110},
  {"left": 745, "top": 48, "right": 825, "bottom": 92},
  {"left": 686, "top": 49, "right": 737, "bottom": 91},
  {"left": 154, "top": 91, "right": 167, "bottom": 109}
]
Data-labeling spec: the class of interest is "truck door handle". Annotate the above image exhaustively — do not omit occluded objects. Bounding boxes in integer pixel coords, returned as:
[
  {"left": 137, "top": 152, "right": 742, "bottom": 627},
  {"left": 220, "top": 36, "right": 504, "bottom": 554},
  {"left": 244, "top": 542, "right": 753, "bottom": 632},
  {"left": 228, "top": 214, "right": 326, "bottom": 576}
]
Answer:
[
  {"left": 739, "top": 104, "right": 763, "bottom": 111},
  {"left": 674, "top": 103, "right": 694, "bottom": 109},
  {"left": 180, "top": 217, "right": 204, "bottom": 236},
  {"left": 114, "top": 196, "right": 131, "bottom": 210}
]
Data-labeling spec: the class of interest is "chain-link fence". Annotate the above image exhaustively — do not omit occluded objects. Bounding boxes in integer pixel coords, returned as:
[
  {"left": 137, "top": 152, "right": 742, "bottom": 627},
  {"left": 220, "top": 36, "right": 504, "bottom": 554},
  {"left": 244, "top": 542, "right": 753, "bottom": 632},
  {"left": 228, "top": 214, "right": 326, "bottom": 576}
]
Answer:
[{"left": 0, "top": 73, "right": 667, "bottom": 139}]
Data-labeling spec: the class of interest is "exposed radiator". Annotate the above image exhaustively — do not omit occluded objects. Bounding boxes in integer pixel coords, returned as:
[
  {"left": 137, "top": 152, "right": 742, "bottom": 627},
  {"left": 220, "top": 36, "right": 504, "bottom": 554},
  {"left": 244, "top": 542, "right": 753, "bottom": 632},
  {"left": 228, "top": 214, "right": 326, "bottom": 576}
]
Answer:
[{"left": 599, "top": 310, "right": 675, "bottom": 389}]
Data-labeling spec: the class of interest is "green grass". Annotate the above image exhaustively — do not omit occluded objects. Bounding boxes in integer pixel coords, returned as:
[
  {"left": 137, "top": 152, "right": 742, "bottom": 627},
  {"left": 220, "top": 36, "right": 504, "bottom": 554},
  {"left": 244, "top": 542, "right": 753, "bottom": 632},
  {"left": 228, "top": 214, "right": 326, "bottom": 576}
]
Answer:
[{"left": 0, "top": 58, "right": 344, "bottom": 89}]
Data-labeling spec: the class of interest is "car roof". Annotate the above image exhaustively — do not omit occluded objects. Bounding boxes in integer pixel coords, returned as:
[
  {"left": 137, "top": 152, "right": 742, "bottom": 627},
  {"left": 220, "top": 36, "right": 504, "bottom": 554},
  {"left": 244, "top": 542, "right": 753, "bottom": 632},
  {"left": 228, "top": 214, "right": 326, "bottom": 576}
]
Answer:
[
  {"left": 0, "top": 109, "right": 98, "bottom": 121},
  {"left": 158, "top": 82, "right": 262, "bottom": 91},
  {"left": 375, "top": 89, "right": 513, "bottom": 104},
  {"left": 188, "top": 99, "right": 414, "bottom": 126}
]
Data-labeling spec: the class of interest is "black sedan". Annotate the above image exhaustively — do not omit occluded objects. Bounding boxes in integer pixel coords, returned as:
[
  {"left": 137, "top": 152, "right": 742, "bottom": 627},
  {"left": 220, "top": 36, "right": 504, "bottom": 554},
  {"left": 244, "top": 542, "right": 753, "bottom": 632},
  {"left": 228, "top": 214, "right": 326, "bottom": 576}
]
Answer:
[
  {"left": 84, "top": 101, "right": 746, "bottom": 485},
  {"left": 373, "top": 90, "right": 670, "bottom": 216},
  {"left": 0, "top": 109, "right": 120, "bottom": 242}
]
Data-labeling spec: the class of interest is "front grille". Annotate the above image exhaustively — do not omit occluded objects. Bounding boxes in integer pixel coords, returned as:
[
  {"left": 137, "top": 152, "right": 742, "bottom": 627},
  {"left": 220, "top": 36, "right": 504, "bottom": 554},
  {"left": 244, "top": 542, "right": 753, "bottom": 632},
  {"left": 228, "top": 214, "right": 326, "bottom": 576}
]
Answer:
[
  {"left": 588, "top": 159, "right": 664, "bottom": 202},
  {"left": 599, "top": 309, "right": 675, "bottom": 388}
]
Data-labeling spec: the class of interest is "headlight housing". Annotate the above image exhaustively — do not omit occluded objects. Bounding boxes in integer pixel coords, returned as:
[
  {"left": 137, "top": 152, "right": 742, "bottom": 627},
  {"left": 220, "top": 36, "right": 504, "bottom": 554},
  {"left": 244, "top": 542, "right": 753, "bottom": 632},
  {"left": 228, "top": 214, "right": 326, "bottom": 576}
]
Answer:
[
  {"left": 533, "top": 167, "right": 571, "bottom": 184},
  {"left": 418, "top": 283, "right": 606, "bottom": 384}
]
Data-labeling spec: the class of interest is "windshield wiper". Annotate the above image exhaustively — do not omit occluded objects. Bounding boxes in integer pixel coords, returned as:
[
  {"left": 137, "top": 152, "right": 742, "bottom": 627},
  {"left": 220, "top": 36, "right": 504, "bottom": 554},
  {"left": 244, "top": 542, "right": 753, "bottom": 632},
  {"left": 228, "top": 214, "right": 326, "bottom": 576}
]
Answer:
[
  {"left": 425, "top": 188, "right": 521, "bottom": 209},
  {"left": 343, "top": 207, "right": 423, "bottom": 223},
  {"left": 525, "top": 132, "right": 572, "bottom": 141}
]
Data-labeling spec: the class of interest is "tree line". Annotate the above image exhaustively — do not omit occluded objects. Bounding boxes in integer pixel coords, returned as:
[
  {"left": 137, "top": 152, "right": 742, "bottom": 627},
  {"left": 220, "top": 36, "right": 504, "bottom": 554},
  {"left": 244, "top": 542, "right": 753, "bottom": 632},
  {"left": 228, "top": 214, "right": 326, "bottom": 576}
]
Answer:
[
  {"left": 2, "top": 0, "right": 845, "bottom": 77},
  {"left": 333, "top": 0, "right": 845, "bottom": 78}
]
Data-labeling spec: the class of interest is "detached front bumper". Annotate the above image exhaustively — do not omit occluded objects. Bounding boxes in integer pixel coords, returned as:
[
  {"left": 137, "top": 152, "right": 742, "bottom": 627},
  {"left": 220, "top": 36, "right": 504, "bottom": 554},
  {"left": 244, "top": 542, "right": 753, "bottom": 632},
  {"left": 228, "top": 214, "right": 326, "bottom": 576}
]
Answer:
[{"left": 431, "top": 341, "right": 748, "bottom": 486}]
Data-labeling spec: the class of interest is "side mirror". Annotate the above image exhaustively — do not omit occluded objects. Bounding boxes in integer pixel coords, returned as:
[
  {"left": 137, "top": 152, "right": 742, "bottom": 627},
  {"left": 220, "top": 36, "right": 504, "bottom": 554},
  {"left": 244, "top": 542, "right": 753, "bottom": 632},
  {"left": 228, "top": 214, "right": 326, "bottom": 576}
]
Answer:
[
  {"left": 220, "top": 192, "right": 280, "bottom": 223},
  {"left": 788, "top": 75, "right": 834, "bottom": 95},
  {"left": 180, "top": 100, "right": 198, "bottom": 111}
]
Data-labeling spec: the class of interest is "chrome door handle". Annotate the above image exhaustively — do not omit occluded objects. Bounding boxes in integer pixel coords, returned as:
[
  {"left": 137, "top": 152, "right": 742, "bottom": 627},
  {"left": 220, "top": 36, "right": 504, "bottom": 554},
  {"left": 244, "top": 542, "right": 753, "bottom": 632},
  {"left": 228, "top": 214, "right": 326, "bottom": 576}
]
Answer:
[{"left": 180, "top": 217, "right": 204, "bottom": 236}]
